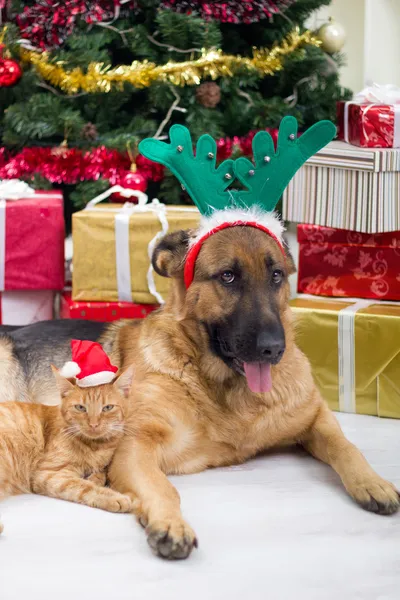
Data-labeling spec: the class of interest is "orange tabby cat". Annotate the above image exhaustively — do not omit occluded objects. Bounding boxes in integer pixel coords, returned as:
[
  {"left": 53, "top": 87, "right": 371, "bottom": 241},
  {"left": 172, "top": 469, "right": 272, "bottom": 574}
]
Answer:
[{"left": 0, "top": 366, "right": 134, "bottom": 533}]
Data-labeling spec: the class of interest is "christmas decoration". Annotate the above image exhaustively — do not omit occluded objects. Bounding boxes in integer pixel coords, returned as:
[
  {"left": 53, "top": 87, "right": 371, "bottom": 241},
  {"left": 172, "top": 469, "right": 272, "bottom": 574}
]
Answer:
[
  {"left": 0, "top": 44, "right": 22, "bottom": 87},
  {"left": 16, "top": 0, "right": 138, "bottom": 51},
  {"left": 81, "top": 122, "right": 98, "bottom": 142},
  {"left": 317, "top": 17, "right": 346, "bottom": 54},
  {"left": 111, "top": 167, "right": 148, "bottom": 201},
  {"left": 161, "top": 0, "right": 296, "bottom": 24},
  {"left": 0, "top": 129, "right": 277, "bottom": 189},
  {"left": 196, "top": 81, "right": 221, "bottom": 108},
  {"left": 19, "top": 28, "right": 320, "bottom": 94},
  {"left": 60, "top": 340, "right": 118, "bottom": 387}
]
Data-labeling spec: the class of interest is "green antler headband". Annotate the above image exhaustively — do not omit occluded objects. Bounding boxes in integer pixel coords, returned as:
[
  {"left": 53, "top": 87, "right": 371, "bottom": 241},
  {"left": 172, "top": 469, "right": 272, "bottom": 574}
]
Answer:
[{"left": 138, "top": 116, "right": 336, "bottom": 215}]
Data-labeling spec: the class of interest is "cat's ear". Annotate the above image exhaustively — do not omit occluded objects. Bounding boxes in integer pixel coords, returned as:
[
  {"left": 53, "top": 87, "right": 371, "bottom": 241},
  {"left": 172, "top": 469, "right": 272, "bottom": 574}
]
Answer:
[
  {"left": 51, "top": 365, "right": 76, "bottom": 398},
  {"left": 114, "top": 365, "right": 134, "bottom": 398}
]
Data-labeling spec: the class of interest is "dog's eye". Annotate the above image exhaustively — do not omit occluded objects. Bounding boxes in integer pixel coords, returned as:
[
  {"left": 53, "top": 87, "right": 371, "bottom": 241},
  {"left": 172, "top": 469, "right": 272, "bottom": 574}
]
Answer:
[
  {"left": 74, "top": 404, "right": 86, "bottom": 412},
  {"left": 272, "top": 269, "right": 284, "bottom": 284},
  {"left": 102, "top": 405, "right": 114, "bottom": 412},
  {"left": 220, "top": 270, "right": 235, "bottom": 284}
]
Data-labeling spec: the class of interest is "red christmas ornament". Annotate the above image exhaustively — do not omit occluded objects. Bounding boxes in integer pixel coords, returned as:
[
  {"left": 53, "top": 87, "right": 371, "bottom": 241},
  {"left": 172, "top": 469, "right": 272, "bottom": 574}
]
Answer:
[
  {"left": 0, "top": 44, "right": 22, "bottom": 87},
  {"left": 111, "top": 167, "right": 148, "bottom": 202}
]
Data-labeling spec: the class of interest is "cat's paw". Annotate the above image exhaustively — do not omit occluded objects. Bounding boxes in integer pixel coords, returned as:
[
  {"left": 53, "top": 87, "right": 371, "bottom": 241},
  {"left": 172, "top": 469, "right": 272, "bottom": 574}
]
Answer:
[{"left": 103, "top": 492, "right": 133, "bottom": 513}]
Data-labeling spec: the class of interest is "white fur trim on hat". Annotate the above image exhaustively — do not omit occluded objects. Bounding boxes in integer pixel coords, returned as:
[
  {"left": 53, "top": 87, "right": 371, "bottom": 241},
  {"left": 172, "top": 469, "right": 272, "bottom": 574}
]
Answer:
[
  {"left": 76, "top": 371, "right": 117, "bottom": 388},
  {"left": 189, "top": 207, "right": 285, "bottom": 248},
  {"left": 59, "top": 361, "right": 81, "bottom": 379}
]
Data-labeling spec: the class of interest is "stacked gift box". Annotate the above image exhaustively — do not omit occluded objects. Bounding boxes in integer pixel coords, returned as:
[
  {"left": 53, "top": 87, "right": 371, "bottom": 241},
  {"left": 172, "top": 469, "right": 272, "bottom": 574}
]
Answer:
[
  {"left": 282, "top": 99, "right": 400, "bottom": 419},
  {"left": 65, "top": 187, "right": 200, "bottom": 322},
  {"left": 0, "top": 185, "right": 65, "bottom": 325}
]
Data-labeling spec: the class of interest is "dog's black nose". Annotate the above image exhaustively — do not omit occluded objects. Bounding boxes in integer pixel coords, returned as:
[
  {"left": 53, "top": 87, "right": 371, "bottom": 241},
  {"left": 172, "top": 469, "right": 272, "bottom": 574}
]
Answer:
[{"left": 256, "top": 330, "right": 285, "bottom": 363}]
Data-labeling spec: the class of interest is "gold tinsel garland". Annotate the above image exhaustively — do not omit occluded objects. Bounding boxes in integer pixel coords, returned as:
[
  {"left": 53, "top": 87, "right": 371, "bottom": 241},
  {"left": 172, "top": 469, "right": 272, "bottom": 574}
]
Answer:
[{"left": 19, "top": 27, "right": 320, "bottom": 95}]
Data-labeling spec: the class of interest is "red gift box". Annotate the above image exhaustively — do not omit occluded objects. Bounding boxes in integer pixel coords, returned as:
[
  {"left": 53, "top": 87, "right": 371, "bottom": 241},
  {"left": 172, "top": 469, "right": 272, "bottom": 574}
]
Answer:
[
  {"left": 60, "top": 292, "right": 158, "bottom": 322},
  {"left": 297, "top": 225, "right": 400, "bottom": 300},
  {"left": 337, "top": 100, "right": 400, "bottom": 148},
  {"left": 1, "top": 190, "right": 65, "bottom": 290}
]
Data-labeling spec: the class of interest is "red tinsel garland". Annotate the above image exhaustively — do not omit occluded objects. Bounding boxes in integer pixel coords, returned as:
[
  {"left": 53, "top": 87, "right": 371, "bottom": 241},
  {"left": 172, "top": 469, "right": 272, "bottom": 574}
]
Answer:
[
  {"left": 15, "top": 0, "right": 138, "bottom": 51},
  {"left": 161, "top": 0, "right": 296, "bottom": 24},
  {"left": 0, "top": 128, "right": 278, "bottom": 186}
]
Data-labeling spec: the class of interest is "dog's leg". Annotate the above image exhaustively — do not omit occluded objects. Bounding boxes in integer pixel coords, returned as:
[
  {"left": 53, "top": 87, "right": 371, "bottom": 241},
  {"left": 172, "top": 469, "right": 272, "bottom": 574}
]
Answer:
[
  {"left": 109, "top": 436, "right": 198, "bottom": 560},
  {"left": 303, "top": 400, "right": 399, "bottom": 515}
]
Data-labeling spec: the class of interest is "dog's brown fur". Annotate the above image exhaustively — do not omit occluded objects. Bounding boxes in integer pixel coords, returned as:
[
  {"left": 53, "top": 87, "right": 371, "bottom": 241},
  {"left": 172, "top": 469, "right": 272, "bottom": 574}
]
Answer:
[{"left": 101, "top": 227, "right": 400, "bottom": 560}]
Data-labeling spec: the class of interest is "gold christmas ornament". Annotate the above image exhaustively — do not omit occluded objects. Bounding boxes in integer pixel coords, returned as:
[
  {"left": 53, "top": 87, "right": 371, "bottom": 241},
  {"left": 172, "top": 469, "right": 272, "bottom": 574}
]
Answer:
[
  {"left": 317, "top": 17, "right": 346, "bottom": 54},
  {"left": 19, "top": 27, "right": 320, "bottom": 95}
]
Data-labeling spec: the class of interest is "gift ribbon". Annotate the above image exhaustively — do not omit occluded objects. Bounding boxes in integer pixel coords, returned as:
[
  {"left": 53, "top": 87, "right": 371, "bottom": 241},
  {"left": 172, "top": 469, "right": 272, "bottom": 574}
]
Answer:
[
  {"left": 86, "top": 186, "right": 198, "bottom": 304},
  {"left": 338, "top": 299, "right": 374, "bottom": 413},
  {"left": 344, "top": 84, "right": 400, "bottom": 147}
]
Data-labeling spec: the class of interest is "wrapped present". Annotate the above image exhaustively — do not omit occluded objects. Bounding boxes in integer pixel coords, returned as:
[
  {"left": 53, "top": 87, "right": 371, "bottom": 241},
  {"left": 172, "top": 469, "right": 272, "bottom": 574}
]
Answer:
[
  {"left": 297, "top": 225, "right": 400, "bottom": 300},
  {"left": 60, "top": 292, "right": 158, "bottom": 322},
  {"left": 337, "top": 84, "right": 400, "bottom": 148},
  {"left": 0, "top": 290, "right": 55, "bottom": 325},
  {"left": 291, "top": 296, "right": 400, "bottom": 418},
  {"left": 72, "top": 188, "right": 200, "bottom": 304},
  {"left": 0, "top": 180, "right": 64, "bottom": 290},
  {"left": 282, "top": 141, "right": 400, "bottom": 233}
]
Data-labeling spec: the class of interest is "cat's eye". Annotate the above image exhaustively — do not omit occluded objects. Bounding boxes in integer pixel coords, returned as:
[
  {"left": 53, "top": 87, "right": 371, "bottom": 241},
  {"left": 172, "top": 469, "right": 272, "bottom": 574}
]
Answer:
[
  {"left": 102, "top": 405, "right": 114, "bottom": 412},
  {"left": 74, "top": 404, "right": 86, "bottom": 412}
]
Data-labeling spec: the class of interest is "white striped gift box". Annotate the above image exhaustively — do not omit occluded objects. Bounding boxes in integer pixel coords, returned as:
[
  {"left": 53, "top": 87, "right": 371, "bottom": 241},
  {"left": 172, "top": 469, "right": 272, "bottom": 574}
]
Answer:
[{"left": 282, "top": 141, "right": 400, "bottom": 234}]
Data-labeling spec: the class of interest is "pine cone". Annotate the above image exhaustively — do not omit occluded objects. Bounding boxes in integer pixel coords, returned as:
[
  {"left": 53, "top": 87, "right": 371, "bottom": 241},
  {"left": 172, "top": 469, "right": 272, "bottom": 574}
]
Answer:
[
  {"left": 81, "top": 122, "right": 98, "bottom": 141},
  {"left": 195, "top": 82, "right": 221, "bottom": 108}
]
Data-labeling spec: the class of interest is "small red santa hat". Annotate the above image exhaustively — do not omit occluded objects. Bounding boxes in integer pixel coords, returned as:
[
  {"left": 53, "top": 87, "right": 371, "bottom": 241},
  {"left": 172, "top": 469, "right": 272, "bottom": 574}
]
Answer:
[{"left": 60, "top": 340, "right": 118, "bottom": 388}]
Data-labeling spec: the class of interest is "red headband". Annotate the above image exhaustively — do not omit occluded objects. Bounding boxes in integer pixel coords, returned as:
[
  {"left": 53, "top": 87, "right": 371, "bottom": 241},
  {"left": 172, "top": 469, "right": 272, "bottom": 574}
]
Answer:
[{"left": 183, "top": 221, "right": 286, "bottom": 289}]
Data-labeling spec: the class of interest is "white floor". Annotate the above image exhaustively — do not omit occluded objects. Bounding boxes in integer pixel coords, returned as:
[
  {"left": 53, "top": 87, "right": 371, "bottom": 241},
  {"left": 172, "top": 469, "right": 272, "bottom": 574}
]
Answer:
[{"left": 1, "top": 413, "right": 399, "bottom": 600}]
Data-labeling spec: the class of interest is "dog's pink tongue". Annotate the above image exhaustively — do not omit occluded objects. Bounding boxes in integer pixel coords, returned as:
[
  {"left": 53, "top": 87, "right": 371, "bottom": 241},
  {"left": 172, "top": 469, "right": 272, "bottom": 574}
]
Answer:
[{"left": 243, "top": 362, "right": 272, "bottom": 394}]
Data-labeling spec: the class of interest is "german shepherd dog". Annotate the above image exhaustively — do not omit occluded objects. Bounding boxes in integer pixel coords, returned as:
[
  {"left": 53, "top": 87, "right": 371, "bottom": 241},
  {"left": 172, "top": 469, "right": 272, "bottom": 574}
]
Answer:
[{"left": 1, "top": 226, "right": 398, "bottom": 560}]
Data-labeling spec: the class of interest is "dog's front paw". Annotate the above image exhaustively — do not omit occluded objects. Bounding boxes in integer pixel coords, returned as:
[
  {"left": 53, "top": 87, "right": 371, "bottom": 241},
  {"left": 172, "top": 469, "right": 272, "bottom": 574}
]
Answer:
[
  {"left": 146, "top": 518, "right": 198, "bottom": 560},
  {"left": 346, "top": 474, "right": 400, "bottom": 515}
]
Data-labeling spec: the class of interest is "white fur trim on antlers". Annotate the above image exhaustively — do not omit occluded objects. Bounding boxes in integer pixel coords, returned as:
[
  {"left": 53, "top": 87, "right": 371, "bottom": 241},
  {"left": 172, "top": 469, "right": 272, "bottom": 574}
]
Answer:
[{"left": 188, "top": 207, "right": 285, "bottom": 248}]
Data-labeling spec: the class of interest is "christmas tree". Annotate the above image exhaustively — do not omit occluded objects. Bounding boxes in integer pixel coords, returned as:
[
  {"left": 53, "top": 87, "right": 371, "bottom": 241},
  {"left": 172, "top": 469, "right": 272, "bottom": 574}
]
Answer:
[{"left": 0, "top": 1, "right": 350, "bottom": 226}]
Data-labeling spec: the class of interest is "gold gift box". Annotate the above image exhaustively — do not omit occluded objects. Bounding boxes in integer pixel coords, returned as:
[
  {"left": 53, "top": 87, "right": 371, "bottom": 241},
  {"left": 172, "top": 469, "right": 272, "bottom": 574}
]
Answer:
[
  {"left": 72, "top": 204, "right": 200, "bottom": 304},
  {"left": 290, "top": 297, "right": 400, "bottom": 418}
]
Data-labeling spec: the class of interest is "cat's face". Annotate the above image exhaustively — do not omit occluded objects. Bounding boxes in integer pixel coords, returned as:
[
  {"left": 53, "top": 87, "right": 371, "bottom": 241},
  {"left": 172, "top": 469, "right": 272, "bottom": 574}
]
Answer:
[{"left": 53, "top": 367, "right": 133, "bottom": 442}]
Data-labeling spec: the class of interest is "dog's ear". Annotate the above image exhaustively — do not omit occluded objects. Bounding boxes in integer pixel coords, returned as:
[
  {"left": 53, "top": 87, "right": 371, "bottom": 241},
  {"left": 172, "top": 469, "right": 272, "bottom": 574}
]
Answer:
[
  {"left": 285, "top": 246, "right": 296, "bottom": 275},
  {"left": 282, "top": 237, "right": 296, "bottom": 275},
  {"left": 152, "top": 229, "right": 191, "bottom": 278},
  {"left": 51, "top": 365, "right": 76, "bottom": 398}
]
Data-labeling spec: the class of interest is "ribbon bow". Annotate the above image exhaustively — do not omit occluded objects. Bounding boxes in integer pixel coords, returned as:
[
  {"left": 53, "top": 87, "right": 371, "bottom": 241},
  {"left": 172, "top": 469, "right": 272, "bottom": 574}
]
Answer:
[
  {"left": 354, "top": 84, "right": 400, "bottom": 105},
  {"left": 0, "top": 179, "right": 35, "bottom": 201}
]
